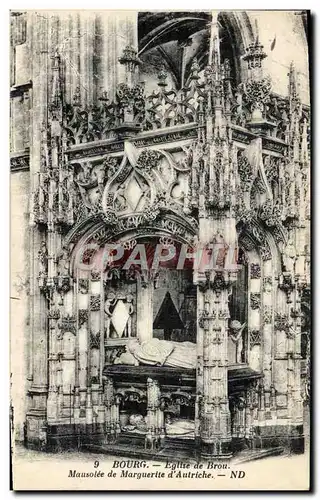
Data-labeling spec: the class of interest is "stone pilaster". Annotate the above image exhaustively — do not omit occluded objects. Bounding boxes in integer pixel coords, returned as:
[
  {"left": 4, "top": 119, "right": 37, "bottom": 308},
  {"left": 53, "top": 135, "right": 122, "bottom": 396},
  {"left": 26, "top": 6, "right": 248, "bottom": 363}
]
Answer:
[
  {"left": 26, "top": 11, "right": 50, "bottom": 448},
  {"left": 198, "top": 273, "right": 235, "bottom": 458},
  {"left": 77, "top": 275, "right": 89, "bottom": 414},
  {"left": 195, "top": 12, "right": 238, "bottom": 457},
  {"left": 248, "top": 255, "right": 262, "bottom": 372},
  {"left": 145, "top": 378, "right": 161, "bottom": 450},
  {"left": 47, "top": 301, "right": 60, "bottom": 421},
  {"left": 96, "top": 11, "right": 138, "bottom": 101},
  {"left": 261, "top": 258, "right": 274, "bottom": 413}
]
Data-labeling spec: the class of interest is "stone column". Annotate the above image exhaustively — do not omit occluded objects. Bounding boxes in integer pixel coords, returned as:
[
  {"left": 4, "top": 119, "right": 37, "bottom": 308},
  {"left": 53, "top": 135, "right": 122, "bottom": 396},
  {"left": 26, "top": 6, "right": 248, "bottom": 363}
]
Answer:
[
  {"left": 96, "top": 11, "right": 138, "bottom": 100},
  {"left": 248, "top": 255, "right": 262, "bottom": 373},
  {"left": 261, "top": 257, "right": 274, "bottom": 416},
  {"left": 77, "top": 276, "right": 89, "bottom": 418},
  {"left": 79, "top": 12, "right": 96, "bottom": 107},
  {"left": 197, "top": 258, "right": 236, "bottom": 458},
  {"left": 145, "top": 378, "right": 161, "bottom": 450},
  {"left": 26, "top": 11, "right": 50, "bottom": 448},
  {"left": 47, "top": 298, "right": 60, "bottom": 422},
  {"left": 195, "top": 13, "right": 238, "bottom": 455}
]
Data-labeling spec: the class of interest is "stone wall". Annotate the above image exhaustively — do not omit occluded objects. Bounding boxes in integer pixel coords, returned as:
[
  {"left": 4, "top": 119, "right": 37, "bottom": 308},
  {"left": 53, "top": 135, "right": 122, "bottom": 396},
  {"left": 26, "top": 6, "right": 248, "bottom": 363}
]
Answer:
[{"left": 10, "top": 171, "right": 30, "bottom": 441}]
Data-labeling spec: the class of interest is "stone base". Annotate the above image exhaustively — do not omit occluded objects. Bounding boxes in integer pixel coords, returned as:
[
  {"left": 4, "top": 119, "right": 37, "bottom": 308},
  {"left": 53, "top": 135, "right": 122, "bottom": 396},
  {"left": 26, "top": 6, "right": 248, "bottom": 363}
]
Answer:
[
  {"left": 46, "top": 423, "right": 106, "bottom": 451},
  {"left": 25, "top": 411, "right": 48, "bottom": 450},
  {"left": 200, "top": 440, "right": 233, "bottom": 460},
  {"left": 25, "top": 422, "right": 305, "bottom": 457},
  {"left": 253, "top": 424, "right": 305, "bottom": 454}
]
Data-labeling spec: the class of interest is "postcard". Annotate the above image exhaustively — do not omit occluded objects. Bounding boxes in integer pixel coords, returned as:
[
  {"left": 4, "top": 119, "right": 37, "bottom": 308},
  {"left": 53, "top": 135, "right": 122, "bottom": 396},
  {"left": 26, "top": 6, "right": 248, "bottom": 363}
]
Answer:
[{"left": 10, "top": 9, "right": 311, "bottom": 491}]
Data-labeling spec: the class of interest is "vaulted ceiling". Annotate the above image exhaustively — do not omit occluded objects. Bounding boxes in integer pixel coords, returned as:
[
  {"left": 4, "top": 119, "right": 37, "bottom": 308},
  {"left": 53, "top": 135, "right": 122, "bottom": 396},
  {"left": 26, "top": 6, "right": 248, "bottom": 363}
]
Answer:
[{"left": 138, "top": 12, "right": 240, "bottom": 89}]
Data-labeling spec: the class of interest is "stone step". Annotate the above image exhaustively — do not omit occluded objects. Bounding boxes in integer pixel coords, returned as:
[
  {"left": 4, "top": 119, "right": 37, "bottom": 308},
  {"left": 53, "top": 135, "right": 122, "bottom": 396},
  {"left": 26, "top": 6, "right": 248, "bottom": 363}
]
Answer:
[
  {"left": 81, "top": 439, "right": 284, "bottom": 464},
  {"left": 233, "top": 446, "right": 285, "bottom": 464},
  {"left": 81, "top": 442, "right": 198, "bottom": 463}
]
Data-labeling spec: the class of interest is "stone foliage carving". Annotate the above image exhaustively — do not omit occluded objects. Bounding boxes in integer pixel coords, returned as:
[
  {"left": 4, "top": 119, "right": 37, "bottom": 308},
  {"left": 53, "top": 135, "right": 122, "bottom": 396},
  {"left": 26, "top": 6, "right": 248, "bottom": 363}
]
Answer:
[
  {"left": 90, "top": 295, "right": 101, "bottom": 311},
  {"left": 250, "top": 293, "right": 261, "bottom": 310},
  {"left": 249, "top": 329, "right": 262, "bottom": 347},
  {"left": 78, "top": 279, "right": 89, "bottom": 294},
  {"left": 250, "top": 263, "right": 261, "bottom": 279},
  {"left": 90, "top": 332, "right": 101, "bottom": 350},
  {"left": 263, "top": 306, "right": 273, "bottom": 324},
  {"left": 274, "top": 312, "right": 290, "bottom": 333},
  {"left": 58, "top": 314, "right": 76, "bottom": 336},
  {"left": 78, "top": 309, "right": 88, "bottom": 326},
  {"left": 237, "top": 153, "right": 254, "bottom": 191}
]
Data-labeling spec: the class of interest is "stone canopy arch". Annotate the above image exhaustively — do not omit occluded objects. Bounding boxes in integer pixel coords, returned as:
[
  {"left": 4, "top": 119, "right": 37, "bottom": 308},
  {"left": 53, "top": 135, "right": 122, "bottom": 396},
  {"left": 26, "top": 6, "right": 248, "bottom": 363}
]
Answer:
[
  {"left": 67, "top": 210, "right": 198, "bottom": 278},
  {"left": 237, "top": 215, "right": 282, "bottom": 271}
]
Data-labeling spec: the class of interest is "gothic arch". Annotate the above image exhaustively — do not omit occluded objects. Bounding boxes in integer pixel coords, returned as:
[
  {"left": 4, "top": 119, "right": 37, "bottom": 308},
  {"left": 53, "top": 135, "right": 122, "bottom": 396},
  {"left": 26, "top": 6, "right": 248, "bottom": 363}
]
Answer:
[
  {"left": 68, "top": 212, "right": 198, "bottom": 278},
  {"left": 237, "top": 216, "right": 282, "bottom": 273}
]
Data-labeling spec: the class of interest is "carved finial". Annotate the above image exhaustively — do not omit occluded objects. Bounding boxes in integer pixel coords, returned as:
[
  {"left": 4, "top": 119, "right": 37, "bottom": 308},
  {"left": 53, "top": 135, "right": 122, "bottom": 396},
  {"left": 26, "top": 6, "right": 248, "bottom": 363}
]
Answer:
[
  {"left": 119, "top": 45, "right": 141, "bottom": 87},
  {"left": 190, "top": 58, "right": 200, "bottom": 81},
  {"left": 73, "top": 85, "right": 81, "bottom": 107},
  {"left": 157, "top": 67, "right": 168, "bottom": 88},
  {"left": 50, "top": 51, "right": 62, "bottom": 111},
  {"left": 243, "top": 39, "right": 267, "bottom": 70},
  {"left": 223, "top": 59, "right": 231, "bottom": 79},
  {"left": 119, "top": 45, "right": 141, "bottom": 69},
  {"left": 288, "top": 61, "right": 299, "bottom": 99},
  {"left": 208, "top": 11, "right": 221, "bottom": 68},
  {"left": 99, "top": 90, "right": 109, "bottom": 103}
]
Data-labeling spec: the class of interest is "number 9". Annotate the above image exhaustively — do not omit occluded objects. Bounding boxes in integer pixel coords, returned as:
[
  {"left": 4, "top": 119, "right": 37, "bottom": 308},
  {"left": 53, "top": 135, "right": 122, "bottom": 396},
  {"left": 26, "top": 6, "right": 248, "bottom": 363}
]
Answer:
[{"left": 94, "top": 460, "right": 99, "bottom": 468}]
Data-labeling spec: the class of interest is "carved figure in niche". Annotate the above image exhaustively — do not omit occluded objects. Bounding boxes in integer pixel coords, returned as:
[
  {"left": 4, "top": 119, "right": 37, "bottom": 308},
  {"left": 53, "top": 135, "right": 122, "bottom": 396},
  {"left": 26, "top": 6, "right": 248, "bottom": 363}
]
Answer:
[
  {"left": 158, "top": 159, "right": 171, "bottom": 181},
  {"left": 229, "top": 320, "right": 246, "bottom": 364},
  {"left": 212, "top": 234, "right": 228, "bottom": 268},
  {"left": 38, "top": 182, "right": 47, "bottom": 212},
  {"left": 114, "top": 185, "right": 128, "bottom": 211},
  {"left": 123, "top": 294, "right": 134, "bottom": 338},
  {"left": 38, "top": 241, "right": 48, "bottom": 276},
  {"left": 304, "top": 244, "right": 310, "bottom": 275},
  {"left": 282, "top": 238, "right": 296, "bottom": 273},
  {"left": 88, "top": 188, "right": 102, "bottom": 206},
  {"left": 104, "top": 292, "right": 116, "bottom": 339},
  {"left": 56, "top": 246, "right": 69, "bottom": 276}
]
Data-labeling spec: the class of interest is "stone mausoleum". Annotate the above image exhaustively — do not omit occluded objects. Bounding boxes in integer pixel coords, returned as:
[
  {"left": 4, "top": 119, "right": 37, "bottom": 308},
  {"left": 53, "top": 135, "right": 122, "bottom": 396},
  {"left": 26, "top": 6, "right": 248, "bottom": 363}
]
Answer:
[{"left": 10, "top": 10, "right": 310, "bottom": 459}]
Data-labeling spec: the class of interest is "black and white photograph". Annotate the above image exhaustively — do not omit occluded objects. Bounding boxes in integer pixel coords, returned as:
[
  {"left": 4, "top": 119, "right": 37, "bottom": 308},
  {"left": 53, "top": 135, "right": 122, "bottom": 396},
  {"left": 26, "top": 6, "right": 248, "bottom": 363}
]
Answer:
[{"left": 9, "top": 9, "right": 311, "bottom": 491}]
